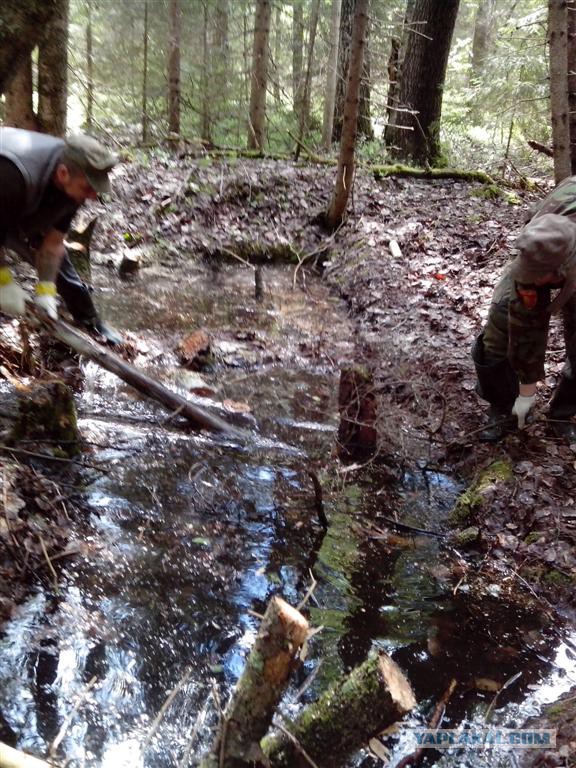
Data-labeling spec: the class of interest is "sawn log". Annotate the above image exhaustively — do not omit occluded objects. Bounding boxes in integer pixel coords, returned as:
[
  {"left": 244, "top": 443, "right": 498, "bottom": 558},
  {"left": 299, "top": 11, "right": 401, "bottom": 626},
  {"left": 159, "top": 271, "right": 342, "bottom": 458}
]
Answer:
[
  {"left": 27, "top": 306, "right": 245, "bottom": 437},
  {"left": 200, "top": 597, "right": 309, "bottom": 767},
  {"left": 263, "top": 651, "right": 417, "bottom": 767}
]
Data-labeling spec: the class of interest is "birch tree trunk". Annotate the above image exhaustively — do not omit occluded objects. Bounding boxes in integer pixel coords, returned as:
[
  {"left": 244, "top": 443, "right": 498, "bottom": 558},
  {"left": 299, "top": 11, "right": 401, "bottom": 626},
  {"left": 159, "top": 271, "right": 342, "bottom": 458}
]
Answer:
[
  {"left": 322, "top": 0, "right": 342, "bottom": 150},
  {"left": 325, "top": 0, "right": 370, "bottom": 231},
  {"left": 248, "top": 0, "right": 272, "bottom": 150},
  {"left": 37, "top": 0, "right": 69, "bottom": 136},
  {"left": 4, "top": 57, "right": 38, "bottom": 130},
  {"left": 549, "top": 0, "right": 571, "bottom": 183},
  {"left": 167, "top": 0, "right": 182, "bottom": 135}
]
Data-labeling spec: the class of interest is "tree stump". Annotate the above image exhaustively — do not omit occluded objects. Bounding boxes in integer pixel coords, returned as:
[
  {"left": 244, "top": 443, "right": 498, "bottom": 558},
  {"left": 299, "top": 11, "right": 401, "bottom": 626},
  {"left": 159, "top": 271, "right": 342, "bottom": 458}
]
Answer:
[
  {"left": 201, "top": 597, "right": 309, "bottom": 767},
  {"left": 263, "top": 652, "right": 416, "bottom": 768},
  {"left": 336, "top": 365, "right": 378, "bottom": 461},
  {"left": 9, "top": 379, "right": 80, "bottom": 457}
]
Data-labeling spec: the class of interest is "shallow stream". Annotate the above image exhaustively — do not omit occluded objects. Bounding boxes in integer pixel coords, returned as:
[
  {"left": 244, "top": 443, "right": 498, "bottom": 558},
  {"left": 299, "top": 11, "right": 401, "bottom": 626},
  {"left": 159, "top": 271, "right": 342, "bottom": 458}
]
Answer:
[{"left": 1, "top": 261, "right": 575, "bottom": 767}]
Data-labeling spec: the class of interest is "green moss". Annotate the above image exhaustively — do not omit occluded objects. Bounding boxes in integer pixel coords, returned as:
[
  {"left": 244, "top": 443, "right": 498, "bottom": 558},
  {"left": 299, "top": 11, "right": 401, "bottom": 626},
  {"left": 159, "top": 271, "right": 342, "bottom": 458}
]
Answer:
[
  {"left": 372, "top": 165, "right": 494, "bottom": 184},
  {"left": 450, "top": 459, "right": 512, "bottom": 524},
  {"left": 524, "top": 531, "right": 543, "bottom": 545},
  {"left": 542, "top": 570, "right": 574, "bottom": 587},
  {"left": 471, "top": 184, "right": 502, "bottom": 200}
]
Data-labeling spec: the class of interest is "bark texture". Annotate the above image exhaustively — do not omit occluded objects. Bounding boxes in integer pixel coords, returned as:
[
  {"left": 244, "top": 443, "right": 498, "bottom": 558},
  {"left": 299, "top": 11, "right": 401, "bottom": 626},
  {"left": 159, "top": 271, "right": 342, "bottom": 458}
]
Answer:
[
  {"left": 322, "top": 0, "right": 342, "bottom": 150},
  {"left": 325, "top": 0, "right": 370, "bottom": 230},
  {"left": 333, "top": 0, "right": 372, "bottom": 142},
  {"left": 292, "top": 0, "right": 304, "bottom": 114},
  {"left": 248, "top": 0, "right": 272, "bottom": 150},
  {"left": 4, "top": 57, "right": 39, "bottom": 130},
  {"left": 385, "top": 0, "right": 460, "bottom": 165},
  {"left": 566, "top": 0, "right": 576, "bottom": 173},
  {"left": 263, "top": 652, "right": 416, "bottom": 768},
  {"left": 201, "top": 597, "right": 309, "bottom": 767},
  {"left": 38, "top": 0, "right": 69, "bottom": 136},
  {"left": 0, "top": 0, "right": 59, "bottom": 95},
  {"left": 167, "top": 0, "right": 182, "bottom": 135},
  {"left": 549, "top": 0, "right": 571, "bottom": 182}
]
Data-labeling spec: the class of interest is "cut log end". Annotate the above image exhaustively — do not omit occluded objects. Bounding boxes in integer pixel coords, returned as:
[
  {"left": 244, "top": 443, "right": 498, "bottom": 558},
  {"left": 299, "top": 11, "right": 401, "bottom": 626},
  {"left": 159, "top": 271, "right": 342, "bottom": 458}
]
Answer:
[{"left": 378, "top": 652, "right": 417, "bottom": 713}]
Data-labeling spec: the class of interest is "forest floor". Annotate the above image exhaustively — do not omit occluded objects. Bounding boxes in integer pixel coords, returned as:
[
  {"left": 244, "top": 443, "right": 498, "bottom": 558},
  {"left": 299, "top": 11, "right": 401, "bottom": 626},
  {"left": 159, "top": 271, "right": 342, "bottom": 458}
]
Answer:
[{"left": 1, "top": 149, "right": 576, "bottom": 760}]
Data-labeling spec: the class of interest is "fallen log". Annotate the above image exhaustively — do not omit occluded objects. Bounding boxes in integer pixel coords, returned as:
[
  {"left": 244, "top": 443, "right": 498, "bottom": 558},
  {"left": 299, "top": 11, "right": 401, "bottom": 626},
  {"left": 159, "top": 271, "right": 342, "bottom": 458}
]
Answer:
[
  {"left": 200, "top": 597, "right": 309, "bottom": 767},
  {"left": 263, "top": 651, "right": 417, "bottom": 768},
  {"left": 26, "top": 305, "right": 245, "bottom": 438},
  {"left": 0, "top": 742, "right": 53, "bottom": 768}
]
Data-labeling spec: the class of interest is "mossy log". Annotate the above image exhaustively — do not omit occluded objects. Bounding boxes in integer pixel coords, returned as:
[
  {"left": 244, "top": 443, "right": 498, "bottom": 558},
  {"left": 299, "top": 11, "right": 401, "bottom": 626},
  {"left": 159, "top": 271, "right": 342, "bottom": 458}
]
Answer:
[
  {"left": 9, "top": 380, "right": 80, "bottom": 457},
  {"left": 372, "top": 164, "right": 495, "bottom": 184},
  {"left": 201, "top": 597, "right": 309, "bottom": 768},
  {"left": 263, "top": 652, "right": 416, "bottom": 768},
  {"left": 0, "top": 742, "right": 53, "bottom": 768}
]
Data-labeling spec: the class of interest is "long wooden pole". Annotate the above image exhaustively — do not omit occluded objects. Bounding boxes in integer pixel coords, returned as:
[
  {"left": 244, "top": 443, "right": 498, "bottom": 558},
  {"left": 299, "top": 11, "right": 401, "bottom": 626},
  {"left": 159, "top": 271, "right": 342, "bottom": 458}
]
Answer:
[
  {"left": 28, "top": 306, "right": 246, "bottom": 438},
  {"left": 0, "top": 742, "right": 53, "bottom": 768}
]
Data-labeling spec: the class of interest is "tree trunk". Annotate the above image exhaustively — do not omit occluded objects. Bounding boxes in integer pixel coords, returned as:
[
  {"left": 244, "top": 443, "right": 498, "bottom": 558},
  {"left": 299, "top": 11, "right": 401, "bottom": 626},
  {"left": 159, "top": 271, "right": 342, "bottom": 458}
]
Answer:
[
  {"left": 469, "top": 0, "right": 496, "bottom": 84},
  {"left": 295, "top": 0, "right": 321, "bottom": 156},
  {"left": 263, "top": 652, "right": 416, "bottom": 768},
  {"left": 0, "top": 0, "right": 59, "bottom": 95},
  {"left": 248, "top": 0, "right": 272, "bottom": 150},
  {"left": 384, "top": 0, "right": 415, "bottom": 144},
  {"left": 4, "top": 57, "right": 38, "bottom": 130},
  {"left": 201, "top": 598, "right": 309, "bottom": 768},
  {"left": 167, "top": 0, "right": 182, "bottom": 135},
  {"left": 292, "top": 0, "right": 304, "bottom": 116},
  {"left": 549, "top": 0, "right": 571, "bottom": 183},
  {"left": 273, "top": 3, "right": 282, "bottom": 104},
  {"left": 385, "top": 0, "right": 460, "bottom": 165},
  {"left": 566, "top": 0, "right": 576, "bottom": 173},
  {"left": 37, "top": 0, "right": 69, "bottom": 136},
  {"left": 325, "top": 0, "right": 370, "bottom": 231},
  {"left": 201, "top": 2, "right": 212, "bottom": 142},
  {"left": 214, "top": 0, "right": 230, "bottom": 119},
  {"left": 322, "top": 0, "right": 342, "bottom": 150},
  {"left": 333, "top": 0, "right": 372, "bottom": 142},
  {"left": 85, "top": 0, "right": 94, "bottom": 131},
  {"left": 385, "top": 35, "right": 401, "bottom": 131},
  {"left": 142, "top": 0, "right": 149, "bottom": 142}
]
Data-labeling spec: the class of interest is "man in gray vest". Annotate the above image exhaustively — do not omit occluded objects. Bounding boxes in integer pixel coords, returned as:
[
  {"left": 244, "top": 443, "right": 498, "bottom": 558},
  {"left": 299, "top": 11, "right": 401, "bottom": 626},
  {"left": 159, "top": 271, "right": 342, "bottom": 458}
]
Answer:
[{"left": 0, "top": 128, "right": 121, "bottom": 344}]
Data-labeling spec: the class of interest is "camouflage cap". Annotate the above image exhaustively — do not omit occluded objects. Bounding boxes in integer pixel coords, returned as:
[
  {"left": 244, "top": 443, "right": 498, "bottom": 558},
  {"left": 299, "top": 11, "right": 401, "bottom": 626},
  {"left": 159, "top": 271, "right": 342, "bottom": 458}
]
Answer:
[
  {"left": 510, "top": 213, "right": 576, "bottom": 314},
  {"left": 63, "top": 133, "right": 118, "bottom": 195}
]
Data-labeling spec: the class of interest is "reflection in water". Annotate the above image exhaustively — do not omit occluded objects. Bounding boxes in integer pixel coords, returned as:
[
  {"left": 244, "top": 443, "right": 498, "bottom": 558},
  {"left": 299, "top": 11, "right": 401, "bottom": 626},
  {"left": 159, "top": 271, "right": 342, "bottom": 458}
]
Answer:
[{"left": 0, "top": 264, "right": 574, "bottom": 767}]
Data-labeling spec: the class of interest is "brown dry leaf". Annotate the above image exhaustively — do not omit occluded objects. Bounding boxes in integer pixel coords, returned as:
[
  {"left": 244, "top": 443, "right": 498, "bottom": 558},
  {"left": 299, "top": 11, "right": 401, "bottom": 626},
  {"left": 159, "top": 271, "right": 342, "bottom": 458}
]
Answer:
[
  {"left": 223, "top": 399, "right": 251, "bottom": 414},
  {"left": 474, "top": 677, "right": 502, "bottom": 692}
]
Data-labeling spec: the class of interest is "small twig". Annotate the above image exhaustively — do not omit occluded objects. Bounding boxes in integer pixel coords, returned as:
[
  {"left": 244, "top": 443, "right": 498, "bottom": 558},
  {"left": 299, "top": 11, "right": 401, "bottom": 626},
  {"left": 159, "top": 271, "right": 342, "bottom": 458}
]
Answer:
[
  {"left": 38, "top": 535, "right": 59, "bottom": 594},
  {"left": 273, "top": 717, "right": 320, "bottom": 768},
  {"left": 372, "top": 517, "right": 443, "bottom": 539},
  {"left": 306, "top": 470, "right": 328, "bottom": 528},
  {"left": 0, "top": 444, "right": 109, "bottom": 473},
  {"left": 177, "top": 689, "right": 213, "bottom": 768},
  {"left": 143, "top": 667, "right": 193, "bottom": 750},
  {"left": 49, "top": 676, "right": 97, "bottom": 758},
  {"left": 297, "top": 569, "right": 318, "bottom": 611},
  {"left": 485, "top": 671, "right": 522, "bottom": 723}
]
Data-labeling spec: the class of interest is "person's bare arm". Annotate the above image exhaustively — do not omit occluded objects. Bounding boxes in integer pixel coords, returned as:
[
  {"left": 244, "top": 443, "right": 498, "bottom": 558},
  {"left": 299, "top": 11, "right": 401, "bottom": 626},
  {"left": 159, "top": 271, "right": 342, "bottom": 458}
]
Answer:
[{"left": 35, "top": 228, "right": 66, "bottom": 283}]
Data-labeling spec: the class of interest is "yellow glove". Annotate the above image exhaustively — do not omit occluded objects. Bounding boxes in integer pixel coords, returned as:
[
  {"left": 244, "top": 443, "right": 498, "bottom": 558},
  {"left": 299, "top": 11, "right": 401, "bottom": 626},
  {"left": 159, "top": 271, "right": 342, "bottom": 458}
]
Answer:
[
  {"left": 0, "top": 267, "right": 27, "bottom": 316},
  {"left": 34, "top": 281, "right": 58, "bottom": 320}
]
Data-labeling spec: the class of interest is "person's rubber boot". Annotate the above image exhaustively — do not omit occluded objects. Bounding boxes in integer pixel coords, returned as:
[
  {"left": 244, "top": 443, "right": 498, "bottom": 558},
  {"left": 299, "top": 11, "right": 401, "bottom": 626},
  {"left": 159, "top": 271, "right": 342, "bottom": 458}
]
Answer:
[
  {"left": 56, "top": 253, "right": 122, "bottom": 346},
  {"left": 472, "top": 333, "right": 519, "bottom": 442},
  {"left": 548, "top": 371, "right": 576, "bottom": 440},
  {"left": 480, "top": 406, "right": 515, "bottom": 442}
]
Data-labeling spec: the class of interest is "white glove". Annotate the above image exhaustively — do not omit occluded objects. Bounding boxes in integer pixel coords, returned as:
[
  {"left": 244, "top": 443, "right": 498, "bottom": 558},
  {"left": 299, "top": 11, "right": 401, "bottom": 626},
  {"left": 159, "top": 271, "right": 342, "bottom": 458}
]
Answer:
[
  {"left": 0, "top": 267, "right": 27, "bottom": 316},
  {"left": 34, "top": 282, "right": 58, "bottom": 320},
  {"left": 512, "top": 394, "right": 536, "bottom": 429}
]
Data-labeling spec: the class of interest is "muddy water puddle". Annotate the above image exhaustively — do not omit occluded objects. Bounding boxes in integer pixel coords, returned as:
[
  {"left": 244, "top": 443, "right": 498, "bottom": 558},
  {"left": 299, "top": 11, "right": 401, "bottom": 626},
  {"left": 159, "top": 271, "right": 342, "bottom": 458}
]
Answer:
[{"left": 1, "top": 262, "right": 575, "bottom": 767}]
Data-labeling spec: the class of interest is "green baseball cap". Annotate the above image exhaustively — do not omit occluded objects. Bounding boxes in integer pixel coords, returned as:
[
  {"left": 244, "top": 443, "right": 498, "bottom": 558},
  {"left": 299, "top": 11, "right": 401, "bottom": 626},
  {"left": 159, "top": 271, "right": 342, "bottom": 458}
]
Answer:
[{"left": 63, "top": 133, "right": 118, "bottom": 195}]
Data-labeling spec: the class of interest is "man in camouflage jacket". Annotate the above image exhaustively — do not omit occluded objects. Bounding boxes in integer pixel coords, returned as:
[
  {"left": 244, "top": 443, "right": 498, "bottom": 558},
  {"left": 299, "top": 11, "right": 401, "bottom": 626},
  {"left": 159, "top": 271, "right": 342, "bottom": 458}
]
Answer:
[{"left": 473, "top": 203, "right": 576, "bottom": 442}]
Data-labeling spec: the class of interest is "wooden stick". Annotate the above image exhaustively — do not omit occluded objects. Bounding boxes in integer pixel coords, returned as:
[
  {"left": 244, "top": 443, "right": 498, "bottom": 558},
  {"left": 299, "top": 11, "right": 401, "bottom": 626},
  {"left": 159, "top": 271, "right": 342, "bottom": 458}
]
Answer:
[
  {"left": 26, "top": 304, "right": 245, "bottom": 438},
  {"left": 200, "top": 597, "right": 309, "bottom": 767},
  {"left": 0, "top": 742, "right": 53, "bottom": 768}
]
